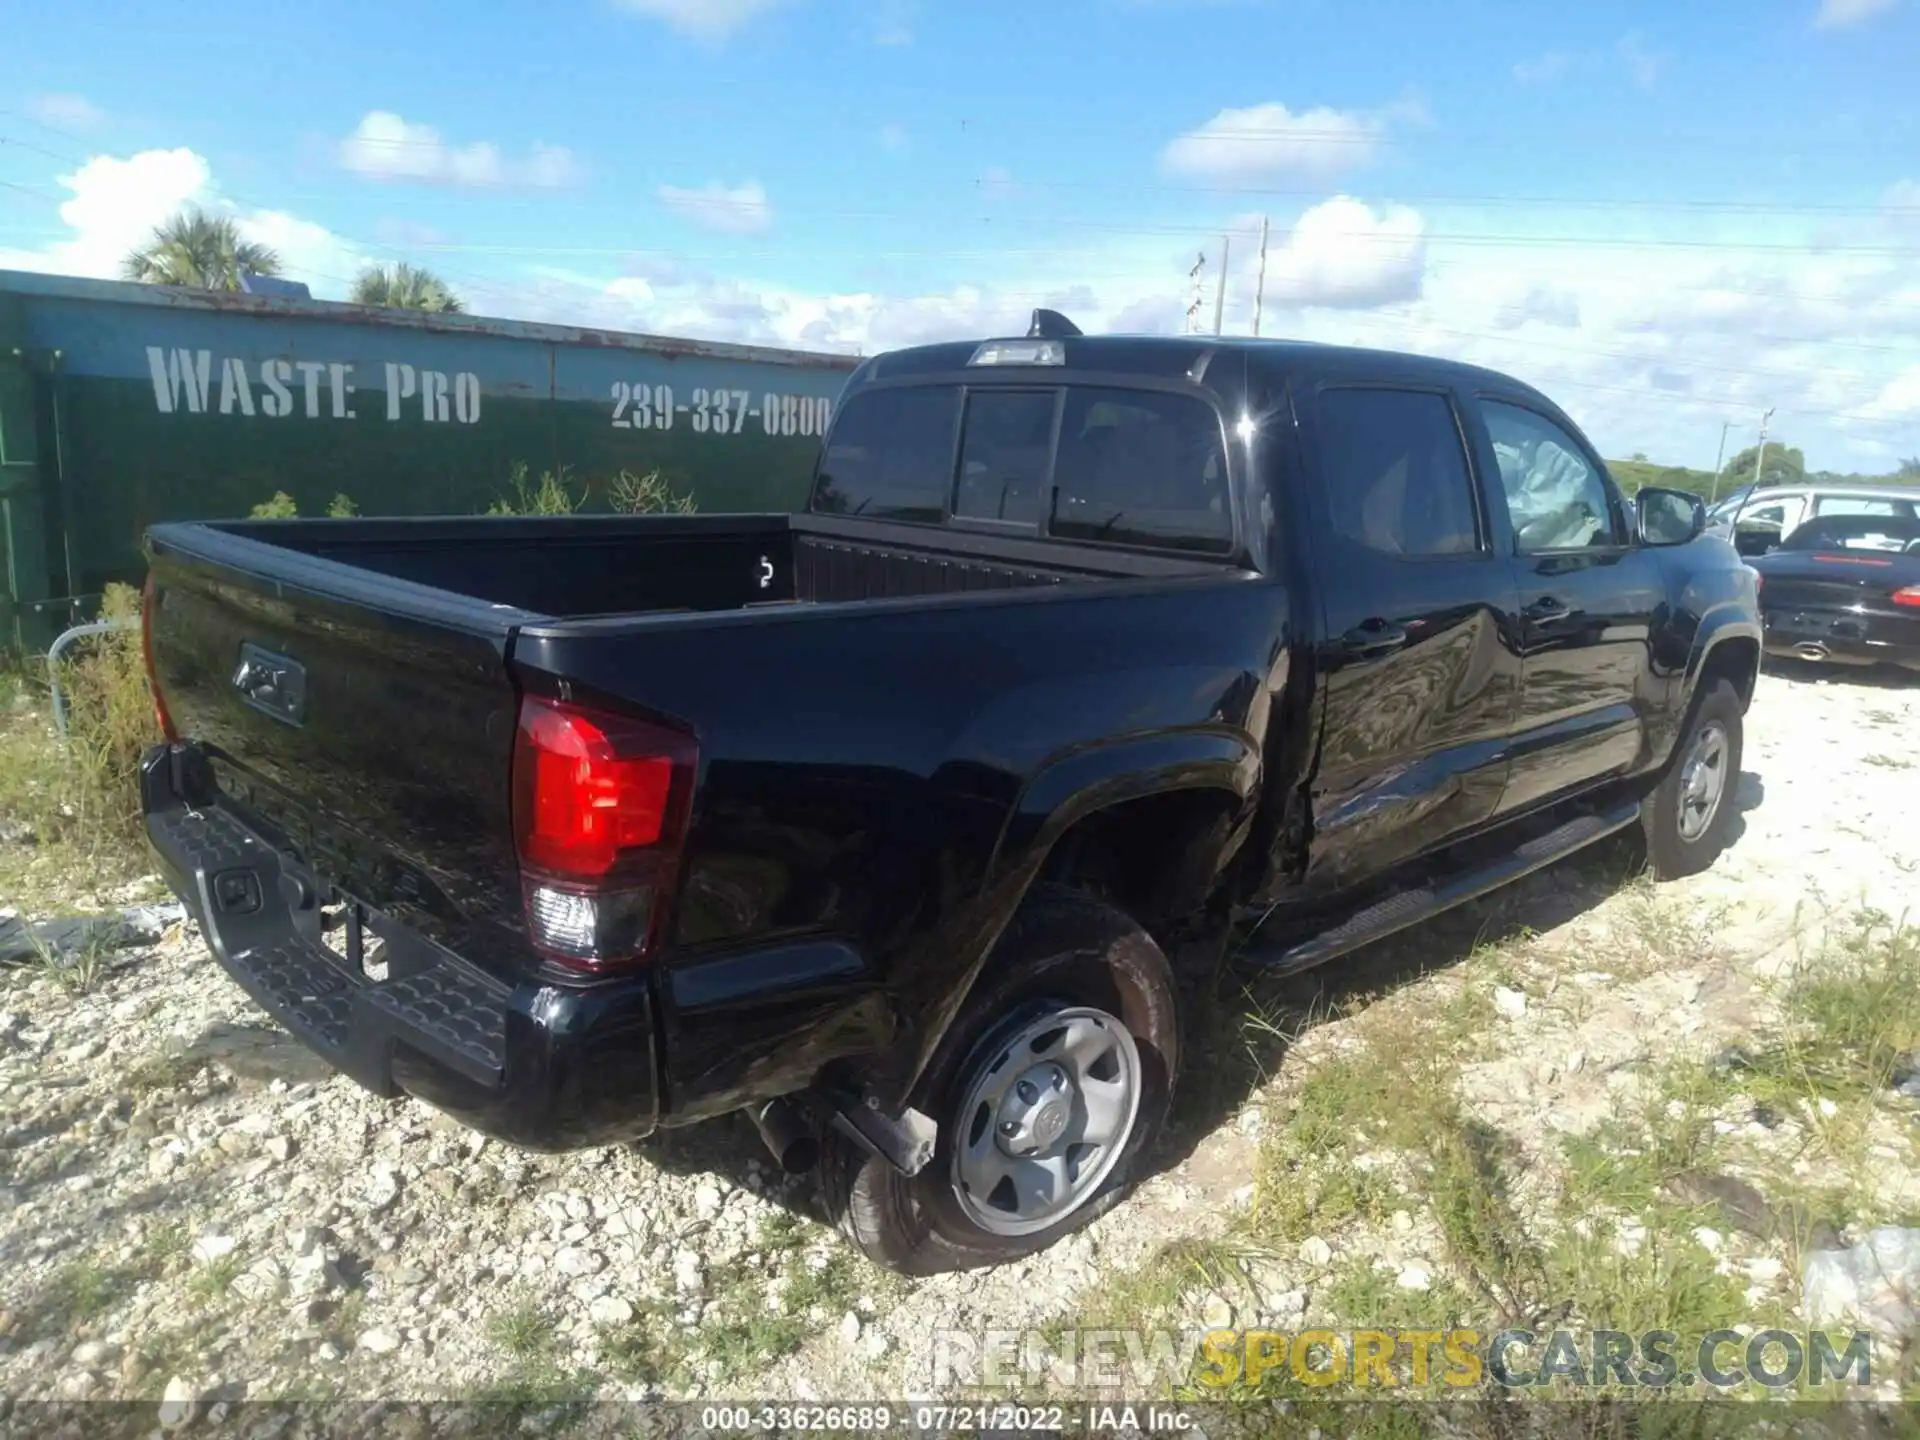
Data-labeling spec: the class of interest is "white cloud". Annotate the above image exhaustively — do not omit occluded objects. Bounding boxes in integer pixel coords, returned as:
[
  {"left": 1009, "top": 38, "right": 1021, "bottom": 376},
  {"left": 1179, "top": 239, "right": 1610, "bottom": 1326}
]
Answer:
[
  {"left": 1858, "top": 365, "right": 1920, "bottom": 420},
  {"left": 1258, "top": 197, "right": 1427, "bottom": 309},
  {"left": 422, "top": 202, "right": 1920, "bottom": 477},
  {"left": 336, "top": 112, "right": 582, "bottom": 189},
  {"left": 238, "top": 210, "right": 365, "bottom": 291},
  {"left": 1512, "top": 52, "right": 1570, "bottom": 84},
  {"left": 27, "top": 92, "right": 105, "bottom": 130},
  {"left": 1815, "top": 0, "right": 1898, "bottom": 25},
  {"left": 23, "top": 144, "right": 1906, "bottom": 480},
  {"left": 1160, "top": 97, "right": 1417, "bottom": 184},
  {"left": 0, "top": 146, "right": 365, "bottom": 300},
  {"left": 658, "top": 181, "right": 774, "bottom": 234},
  {"left": 0, "top": 149, "right": 210, "bottom": 279},
  {"left": 1616, "top": 32, "right": 1667, "bottom": 89},
  {"left": 612, "top": 0, "right": 784, "bottom": 40}
]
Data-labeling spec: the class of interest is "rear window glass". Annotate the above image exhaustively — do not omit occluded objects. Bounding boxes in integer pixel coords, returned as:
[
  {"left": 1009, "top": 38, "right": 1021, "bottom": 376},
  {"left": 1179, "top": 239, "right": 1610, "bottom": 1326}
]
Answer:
[
  {"left": 1784, "top": 514, "right": 1920, "bottom": 551},
  {"left": 1049, "top": 389, "right": 1232, "bottom": 552},
  {"left": 815, "top": 381, "right": 1234, "bottom": 552},
  {"left": 1812, "top": 494, "right": 1918, "bottom": 519},
  {"left": 811, "top": 386, "right": 959, "bottom": 521},
  {"left": 955, "top": 391, "right": 1056, "bottom": 525}
]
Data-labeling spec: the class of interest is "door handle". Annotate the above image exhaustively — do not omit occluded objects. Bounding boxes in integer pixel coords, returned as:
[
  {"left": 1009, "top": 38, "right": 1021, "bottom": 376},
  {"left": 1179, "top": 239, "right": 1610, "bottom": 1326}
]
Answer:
[
  {"left": 1340, "top": 619, "right": 1409, "bottom": 657},
  {"left": 1523, "top": 596, "right": 1571, "bottom": 622}
]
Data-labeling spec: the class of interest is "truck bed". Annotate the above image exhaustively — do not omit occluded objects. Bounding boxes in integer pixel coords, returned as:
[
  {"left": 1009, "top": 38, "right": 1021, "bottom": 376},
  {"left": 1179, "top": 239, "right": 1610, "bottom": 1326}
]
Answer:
[
  {"left": 141, "top": 508, "right": 1265, "bottom": 1141},
  {"left": 207, "top": 513, "right": 1218, "bottom": 621}
]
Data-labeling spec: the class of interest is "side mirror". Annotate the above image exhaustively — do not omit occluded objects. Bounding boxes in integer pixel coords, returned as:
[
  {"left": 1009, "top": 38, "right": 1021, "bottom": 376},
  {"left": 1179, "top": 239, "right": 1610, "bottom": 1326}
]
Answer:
[{"left": 1637, "top": 487, "right": 1706, "bottom": 547}]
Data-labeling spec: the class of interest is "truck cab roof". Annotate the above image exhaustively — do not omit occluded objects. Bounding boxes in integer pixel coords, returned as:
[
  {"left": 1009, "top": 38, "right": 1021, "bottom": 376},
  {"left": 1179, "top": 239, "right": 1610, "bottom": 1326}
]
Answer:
[{"left": 846, "top": 326, "right": 1569, "bottom": 419}]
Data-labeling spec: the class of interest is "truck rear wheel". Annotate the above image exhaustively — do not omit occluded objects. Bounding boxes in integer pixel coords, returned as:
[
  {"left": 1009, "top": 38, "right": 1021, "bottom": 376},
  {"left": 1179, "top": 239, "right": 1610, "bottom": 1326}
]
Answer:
[
  {"left": 1641, "top": 677, "right": 1743, "bottom": 879},
  {"left": 822, "top": 887, "right": 1178, "bottom": 1275}
]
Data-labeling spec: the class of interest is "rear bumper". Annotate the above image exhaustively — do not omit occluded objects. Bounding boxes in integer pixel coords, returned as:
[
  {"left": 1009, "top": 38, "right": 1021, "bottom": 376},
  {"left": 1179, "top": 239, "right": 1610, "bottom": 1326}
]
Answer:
[
  {"left": 140, "top": 745, "right": 661, "bottom": 1151},
  {"left": 1763, "top": 609, "right": 1920, "bottom": 671}
]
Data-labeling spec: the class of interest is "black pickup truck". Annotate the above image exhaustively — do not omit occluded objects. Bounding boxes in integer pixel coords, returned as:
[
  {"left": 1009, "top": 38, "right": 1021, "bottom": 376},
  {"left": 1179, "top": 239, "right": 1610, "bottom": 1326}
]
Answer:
[{"left": 140, "top": 315, "right": 1761, "bottom": 1274}]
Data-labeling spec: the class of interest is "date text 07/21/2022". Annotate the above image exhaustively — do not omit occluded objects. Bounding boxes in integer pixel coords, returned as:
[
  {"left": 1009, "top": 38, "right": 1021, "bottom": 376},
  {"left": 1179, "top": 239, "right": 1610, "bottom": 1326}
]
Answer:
[{"left": 699, "top": 1404, "right": 1195, "bottom": 1433}]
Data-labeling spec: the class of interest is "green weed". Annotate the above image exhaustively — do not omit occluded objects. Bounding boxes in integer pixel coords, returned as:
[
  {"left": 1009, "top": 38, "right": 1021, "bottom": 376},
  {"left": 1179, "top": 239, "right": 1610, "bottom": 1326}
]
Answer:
[
  {"left": 608, "top": 468, "right": 697, "bottom": 515},
  {"left": 487, "top": 463, "right": 582, "bottom": 516}
]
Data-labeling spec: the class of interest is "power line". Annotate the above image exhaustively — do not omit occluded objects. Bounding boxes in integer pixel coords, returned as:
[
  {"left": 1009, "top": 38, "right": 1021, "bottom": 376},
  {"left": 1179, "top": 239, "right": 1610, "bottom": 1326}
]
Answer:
[
  {"left": 1325, "top": 309, "right": 1915, "bottom": 432},
  {"left": 0, "top": 118, "right": 1913, "bottom": 433},
  {"left": 963, "top": 174, "right": 1920, "bottom": 218}
]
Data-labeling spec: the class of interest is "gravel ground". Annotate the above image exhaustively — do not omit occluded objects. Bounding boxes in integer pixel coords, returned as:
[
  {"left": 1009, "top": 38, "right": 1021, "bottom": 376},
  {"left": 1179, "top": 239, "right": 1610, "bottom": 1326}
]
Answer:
[{"left": 1, "top": 663, "right": 1916, "bottom": 1407}]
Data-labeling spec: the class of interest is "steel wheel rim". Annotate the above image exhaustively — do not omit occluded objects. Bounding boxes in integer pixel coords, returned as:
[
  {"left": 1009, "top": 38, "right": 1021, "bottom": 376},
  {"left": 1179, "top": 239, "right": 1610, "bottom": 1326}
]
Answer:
[
  {"left": 1677, "top": 720, "right": 1729, "bottom": 843},
  {"left": 949, "top": 1003, "right": 1142, "bottom": 1238}
]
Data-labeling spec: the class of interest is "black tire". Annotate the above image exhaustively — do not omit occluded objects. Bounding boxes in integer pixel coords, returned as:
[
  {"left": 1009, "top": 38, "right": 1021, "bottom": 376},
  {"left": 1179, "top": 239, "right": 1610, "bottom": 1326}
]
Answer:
[
  {"left": 1641, "top": 677, "right": 1744, "bottom": 880},
  {"left": 822, "top": 886, "right": 1179, "bottom": 1275}
]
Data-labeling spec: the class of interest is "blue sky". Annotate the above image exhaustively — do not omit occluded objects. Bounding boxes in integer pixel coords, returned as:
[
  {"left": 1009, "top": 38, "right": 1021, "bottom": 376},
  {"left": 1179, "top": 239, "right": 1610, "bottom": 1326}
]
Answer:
[{"left": 3, "top": 0, "right": 1918, "bottom": 470}]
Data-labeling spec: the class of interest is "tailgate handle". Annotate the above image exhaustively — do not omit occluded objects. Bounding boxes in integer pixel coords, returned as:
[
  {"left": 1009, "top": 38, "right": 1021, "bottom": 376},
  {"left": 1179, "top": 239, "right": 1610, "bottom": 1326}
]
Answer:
[{"left": 232, "top": 643, "right": 308, "bottom": 727}]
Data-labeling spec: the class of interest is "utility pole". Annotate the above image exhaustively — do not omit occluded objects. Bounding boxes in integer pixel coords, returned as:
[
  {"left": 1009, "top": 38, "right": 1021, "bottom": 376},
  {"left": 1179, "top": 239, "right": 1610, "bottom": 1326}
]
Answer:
[
  {"left": 1750, "top": 407, "right": 1775, "bottom": 487},
  {"left": 1252, "top": 214, "right": 1271, "bottom": 337},
  {"left": 1212, "top": 235, "right": 1230, "bottom": 337},
  {"left": 1185, "top": 251, "right": 1206, "bottom": 335},
  {"left": 1709, "top": 420, "right": 1732, "bottom": 503},
  {"left": 1728, "top": 406, "right": 1774, "bottom": 533}
]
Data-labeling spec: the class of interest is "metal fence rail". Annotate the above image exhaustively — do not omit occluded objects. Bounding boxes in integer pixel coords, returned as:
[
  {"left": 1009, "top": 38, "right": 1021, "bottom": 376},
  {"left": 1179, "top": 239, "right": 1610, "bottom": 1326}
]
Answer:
[{"left": 46, "top": 617, "right": 139, "bottom": 739}]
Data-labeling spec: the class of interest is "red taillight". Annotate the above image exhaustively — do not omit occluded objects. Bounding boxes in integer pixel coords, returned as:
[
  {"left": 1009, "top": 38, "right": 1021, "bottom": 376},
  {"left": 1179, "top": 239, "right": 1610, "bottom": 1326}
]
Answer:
[
  {"left": 510, "top": 694, "right": 695, "bottom": 971},
  {"left": 140, "top": 572, "right": 177, "bottom": 741},
  {"left": 1894, "top": 586, "right": 1920, "bottom": 609},
  {"left": 515, "top": 703, "right": 673, "bottom": 875}
]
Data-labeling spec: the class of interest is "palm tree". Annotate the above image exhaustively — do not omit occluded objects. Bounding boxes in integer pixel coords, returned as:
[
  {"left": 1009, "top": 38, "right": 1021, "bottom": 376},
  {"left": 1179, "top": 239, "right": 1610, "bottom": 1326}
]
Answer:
[
  {"left": 350, "top": 263, "right": 464, "bottom": 314},
  {"left": 122, "top": 207, "right": 281, "bottom": 291}
]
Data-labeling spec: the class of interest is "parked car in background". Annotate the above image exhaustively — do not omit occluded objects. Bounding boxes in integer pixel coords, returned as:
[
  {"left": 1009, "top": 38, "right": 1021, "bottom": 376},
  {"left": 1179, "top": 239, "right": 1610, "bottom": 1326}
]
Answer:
[
  {"left": 1746, "top": 512, "right": 1920, "bottom": 673},
  {"left": 1708, "top": 484, "right": 1920, "bottom": 558}
]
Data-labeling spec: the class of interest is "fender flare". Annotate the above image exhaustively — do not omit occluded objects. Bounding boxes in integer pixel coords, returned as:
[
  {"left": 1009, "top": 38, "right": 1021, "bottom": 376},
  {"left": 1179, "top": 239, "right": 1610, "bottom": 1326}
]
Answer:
[
  {"left": 1655, "top": 610, "right": 1762, "bottom": 769},
  {"left": 1682, "top": 612, "right": 1763, "bottom": 697},
  {"left": 868, "top": 728, "right": 1263, "bottom": 1111},
  {"left": 987, "top": 726, "right": 1263, "bottom": 898}
]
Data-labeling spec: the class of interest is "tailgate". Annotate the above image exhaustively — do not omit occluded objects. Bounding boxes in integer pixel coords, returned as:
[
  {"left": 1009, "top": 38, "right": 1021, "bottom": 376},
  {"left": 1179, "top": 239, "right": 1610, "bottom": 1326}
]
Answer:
[{"left": 144, "top": 522, "right": 539, "bottom": 968}]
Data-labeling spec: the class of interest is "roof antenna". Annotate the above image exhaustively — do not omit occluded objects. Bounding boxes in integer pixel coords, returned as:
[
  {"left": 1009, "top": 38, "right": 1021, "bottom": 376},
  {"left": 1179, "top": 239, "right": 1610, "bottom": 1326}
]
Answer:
[{"left": 1027, "top": 308, "right": 1081, "bottom": 339}]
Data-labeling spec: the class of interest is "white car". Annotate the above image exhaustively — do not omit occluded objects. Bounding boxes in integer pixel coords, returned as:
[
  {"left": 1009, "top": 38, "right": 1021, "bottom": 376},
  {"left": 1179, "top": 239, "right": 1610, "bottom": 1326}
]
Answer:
[{"left": 1706, "top": 483, "right": 1920, "bottom": 557}]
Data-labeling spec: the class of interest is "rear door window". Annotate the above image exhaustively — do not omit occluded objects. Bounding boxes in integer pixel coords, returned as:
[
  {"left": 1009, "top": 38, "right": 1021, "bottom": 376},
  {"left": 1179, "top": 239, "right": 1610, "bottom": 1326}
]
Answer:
[
  {"left": 1314, "top": 388, "right": 1483, "bottom": 556},
  {"left": 811, "top": 385, "right": 959, "bottom": 522},
  {"left": 1049, "top": 388, "right": 1232, "bottom": 552}
]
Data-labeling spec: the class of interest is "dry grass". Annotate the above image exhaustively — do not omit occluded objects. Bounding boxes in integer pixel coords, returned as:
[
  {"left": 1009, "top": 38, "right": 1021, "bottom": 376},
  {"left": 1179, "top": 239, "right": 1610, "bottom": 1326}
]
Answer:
[
  {"left": 0, "top": 583, "right": 160, "bottom": 911},
  {"left": 1056, "top": 883, "right": 1910, "bottom": 1407}
]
